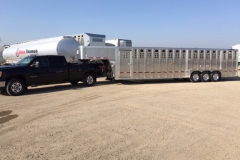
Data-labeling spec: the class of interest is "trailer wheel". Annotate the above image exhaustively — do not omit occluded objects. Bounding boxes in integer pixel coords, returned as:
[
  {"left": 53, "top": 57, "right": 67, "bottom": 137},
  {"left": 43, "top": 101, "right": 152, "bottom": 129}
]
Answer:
[
  {"left": 201, "top": 72, "right": 211, "bottom": 82},
  {"left": 211, "top": 72, "right": 221, "bottom": 82},
  {"left": 70, "top": 80, "right": 79, "bottom": 85},
  {"left": 6, "top": 78, "right": 26, "bottom": 96},
  {"left": 83, "top": 73, "right": 96, "bottom": 86},
  {"left": 190, "top": 72, "right": 201, "bottom": 82}
]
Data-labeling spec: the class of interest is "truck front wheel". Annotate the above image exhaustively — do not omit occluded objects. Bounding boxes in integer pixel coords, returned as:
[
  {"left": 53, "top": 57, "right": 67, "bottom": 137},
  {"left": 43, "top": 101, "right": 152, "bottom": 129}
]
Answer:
[
  {"left": 83, "top": 73, "right": 96, "bottom": 86},
  {"left": 6, "top": 78, "right": 26, "bottom": 96}
]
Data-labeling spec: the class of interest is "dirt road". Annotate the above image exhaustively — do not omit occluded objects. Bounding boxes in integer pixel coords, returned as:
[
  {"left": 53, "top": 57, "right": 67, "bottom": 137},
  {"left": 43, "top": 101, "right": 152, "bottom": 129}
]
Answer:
[{"left": 1, "top": 73, "right": 240, "bottom": 159}]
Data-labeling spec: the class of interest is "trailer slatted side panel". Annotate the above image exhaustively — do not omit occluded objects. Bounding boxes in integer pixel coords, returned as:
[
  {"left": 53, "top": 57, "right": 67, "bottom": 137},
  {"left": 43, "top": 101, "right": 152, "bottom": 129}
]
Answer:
[
  {"left": 160, "top": 50, "right": 166, "bottom": 78},
  {"left": 188, "top": 50, "right": 192, "bottom": 73},
  {"left": 117, "top": 48, "right": 238, "bottom": 80},
  {"left": 233, "top": 51, "right": 238, "bottom": 75},
  {"left": 174, "top": 50, "right": 179, "bottom": 78},
  {"left": 211, "top": 51, "right": 217, "bottom": 70},
  {"left": 205, "top": 51, "right": 210, "bottom": 70},
  {"left": 146, "top": 50, "right": 152, "bottom": 78},
  {"left": 153, "top": 50, "right": 159, "bottom": 78},
  {"left": 222, "top": 51, "right": 227, "bottom": 77},
  {"left": 227, "top": 51, "right": 231, "bottom": 77},
  {"left": 138, "top": 49, "right": 145, "bottom": 78},
  {"left": 180, "top": 50, "right": 187, "bottom": 77},
  {"left": 132, "top": 49, "right": 138, "bottom": 79},
  {"left": 192, "top": 50, "right": 198, "bottom": 71}
]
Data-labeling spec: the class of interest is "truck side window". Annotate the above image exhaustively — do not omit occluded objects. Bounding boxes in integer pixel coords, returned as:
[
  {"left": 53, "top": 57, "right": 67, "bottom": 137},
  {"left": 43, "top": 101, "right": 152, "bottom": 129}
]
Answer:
[
  {"left": 48, "top": 57, "right": 65, "bottom": 67},
  {"left": 34, "top": 57, "right": 49, "bottom": 67}
]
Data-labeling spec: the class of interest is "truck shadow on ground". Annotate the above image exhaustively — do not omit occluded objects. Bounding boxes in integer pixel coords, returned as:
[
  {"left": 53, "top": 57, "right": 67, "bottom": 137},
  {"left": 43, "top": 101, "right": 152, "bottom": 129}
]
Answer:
[
  {"left": 24, "top": 83, "right": 87, "bottom": 95},
  {"left": 22, "top": 81, "right": 116, "bottom": 96},
  {"left": 0, "top": 110, "right": 18, "bottom": 124}
]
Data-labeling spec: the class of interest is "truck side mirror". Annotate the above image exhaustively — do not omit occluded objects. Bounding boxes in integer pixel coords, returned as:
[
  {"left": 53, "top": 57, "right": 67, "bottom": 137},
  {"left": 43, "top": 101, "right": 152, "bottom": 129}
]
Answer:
[{"left": 31, "top": 61, "right": 39, "bottom": 68}]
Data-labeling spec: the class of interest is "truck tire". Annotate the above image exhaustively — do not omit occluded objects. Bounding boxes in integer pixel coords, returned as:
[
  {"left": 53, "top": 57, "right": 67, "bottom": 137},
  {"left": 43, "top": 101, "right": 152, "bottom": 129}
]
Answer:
[
  {"left": 70, "top": 80, "right": 79, "bottom": 85},
  {"left": 83, "top": 73, "right": 96, "bottom": 86},
  {"left": 201, "top": 72, "right": 211, "bottom": 82},
  {"left": 211, "top": 72, "right": 221, "bottom": 82},
  {"left": 6, "top": 78, "right": 26, "bottom": 96},
  {"left": 190, "top": 72, "right": 201, "bottom": 82}
]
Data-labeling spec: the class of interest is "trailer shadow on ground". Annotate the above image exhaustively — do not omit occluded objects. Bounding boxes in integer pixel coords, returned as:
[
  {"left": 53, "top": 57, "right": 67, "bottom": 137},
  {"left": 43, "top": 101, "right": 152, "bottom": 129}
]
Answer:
[
  {"left": 110, "top": 76, "right": 240, "bottom": 85},
  {"left": 221, "top": 76, "right": 240, "bottom": 82},
  {"left": 97, "top": 79, "right": 191, "bottom": 85}
]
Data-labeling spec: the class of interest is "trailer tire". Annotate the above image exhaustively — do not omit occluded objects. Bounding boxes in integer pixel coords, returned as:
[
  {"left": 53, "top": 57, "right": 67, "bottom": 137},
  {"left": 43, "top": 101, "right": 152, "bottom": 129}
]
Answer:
[
  {"left": 70, "top": 80, "right": 79, "bottom": 85},
  {"left": 211, "top": 72, "right": 221, "bottom": 82},
  {"left": 6, "top": 78, "right": 26, "bottom": 96},
  {"left": 201, "top": 72, "right": 211, "bottom": 82},
  {"left": 190, "top": 72, "right": 201, "bottom": 82},
  {"left": 83, "top": 73, "right": 96, "bottom": 86}
]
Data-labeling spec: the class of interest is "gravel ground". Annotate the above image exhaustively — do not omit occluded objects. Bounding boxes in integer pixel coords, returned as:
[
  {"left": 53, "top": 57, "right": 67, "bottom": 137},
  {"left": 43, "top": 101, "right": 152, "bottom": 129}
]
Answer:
[{"left": 1, "top": 72, "right": 240, "bottom": 159}]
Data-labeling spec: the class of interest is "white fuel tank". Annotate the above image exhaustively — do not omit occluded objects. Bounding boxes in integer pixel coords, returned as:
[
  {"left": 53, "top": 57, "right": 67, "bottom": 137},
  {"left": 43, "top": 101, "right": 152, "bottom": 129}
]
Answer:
[
  {"left": 3, "top": 36, "right": 80, "bottom": 63},
  {"left": 0, "top": 46, "right": 4, "bottom": 64}
]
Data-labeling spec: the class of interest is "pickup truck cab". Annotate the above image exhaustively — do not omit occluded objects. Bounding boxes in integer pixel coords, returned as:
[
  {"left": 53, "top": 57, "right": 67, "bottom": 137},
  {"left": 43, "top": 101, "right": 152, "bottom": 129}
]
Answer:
[{"left": 0, "top": 55, "right": 98, "bottom": 96}]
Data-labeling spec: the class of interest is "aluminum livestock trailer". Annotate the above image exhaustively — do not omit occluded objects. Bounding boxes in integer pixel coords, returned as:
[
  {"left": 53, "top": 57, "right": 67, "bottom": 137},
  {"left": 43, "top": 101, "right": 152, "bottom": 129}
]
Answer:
[{"left": 78, "top": 46, "right": 238, "bottom": 82}]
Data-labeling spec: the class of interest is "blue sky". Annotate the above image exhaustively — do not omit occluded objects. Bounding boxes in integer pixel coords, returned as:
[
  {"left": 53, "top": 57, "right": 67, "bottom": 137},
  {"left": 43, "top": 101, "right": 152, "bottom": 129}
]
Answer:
[{"left": 0, "top": 0, "right": 240, "bottom": 48}]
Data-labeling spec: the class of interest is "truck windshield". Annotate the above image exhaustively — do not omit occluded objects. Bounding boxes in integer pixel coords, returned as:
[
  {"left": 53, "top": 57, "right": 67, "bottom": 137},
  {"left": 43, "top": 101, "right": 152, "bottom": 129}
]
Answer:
[{"left": 15, "top": 56, "right": 35, "bottom": 66}]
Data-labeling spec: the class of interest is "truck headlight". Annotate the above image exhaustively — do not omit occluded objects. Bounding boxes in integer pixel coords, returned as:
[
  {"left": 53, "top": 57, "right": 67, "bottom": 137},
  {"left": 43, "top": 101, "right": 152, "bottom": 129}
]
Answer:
[{"left": 0, "top": 71, "right": 2, "bottom": 77}]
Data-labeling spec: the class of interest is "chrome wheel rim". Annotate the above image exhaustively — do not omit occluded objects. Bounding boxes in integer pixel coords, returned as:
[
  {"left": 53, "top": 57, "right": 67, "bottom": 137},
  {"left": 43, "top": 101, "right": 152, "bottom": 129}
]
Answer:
[
  {"left": 192, "top": 74, "right": 199, "bottom": 81},
  {"left": 11, "top": 82, "right": 23, "bottom": 93},
  {"left": 86, "top": 76, "right": 94, "bottom": 84},
  {"left": 213, "top": 73, "right": 219, "bottom": 81},
  {"left": 203, "top": 74, "right": 210, "bottom": 81}
]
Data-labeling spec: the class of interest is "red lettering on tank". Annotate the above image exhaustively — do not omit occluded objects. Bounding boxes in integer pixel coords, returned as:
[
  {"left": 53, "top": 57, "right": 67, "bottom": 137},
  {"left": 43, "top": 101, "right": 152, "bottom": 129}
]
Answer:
[{"left": 16, "top": 48, "right": 26, "bottom": 57}]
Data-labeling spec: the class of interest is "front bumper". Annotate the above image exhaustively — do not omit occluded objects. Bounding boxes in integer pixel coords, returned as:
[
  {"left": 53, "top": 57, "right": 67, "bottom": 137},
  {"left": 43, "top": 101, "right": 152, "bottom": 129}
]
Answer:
[{"left": 0, "top": 81, "right": 6, "bottom": 91}]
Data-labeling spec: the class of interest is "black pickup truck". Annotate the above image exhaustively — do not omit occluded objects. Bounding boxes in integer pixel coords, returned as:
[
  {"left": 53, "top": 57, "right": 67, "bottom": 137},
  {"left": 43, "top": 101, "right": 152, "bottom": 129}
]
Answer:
[{"left": 0, "top": 55, "right": 101, "bottom": 96}]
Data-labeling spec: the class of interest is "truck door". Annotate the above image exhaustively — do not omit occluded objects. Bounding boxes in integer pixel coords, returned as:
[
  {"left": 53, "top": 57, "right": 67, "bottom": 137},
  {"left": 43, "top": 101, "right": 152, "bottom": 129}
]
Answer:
[
  {"left": 119, "top": 49, "right": 132, "bottom": 78},
  {"left": 27, "top": 57, "right": 51, "bottom": 84},
  {"left": 48, "top": 56, "right": 68, "bottom": 82}
]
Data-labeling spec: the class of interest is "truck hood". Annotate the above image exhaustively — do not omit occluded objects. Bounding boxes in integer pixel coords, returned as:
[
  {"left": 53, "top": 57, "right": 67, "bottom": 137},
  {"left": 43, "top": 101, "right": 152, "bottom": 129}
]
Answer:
[{"left": 0, "top": 65, "right": 24, "bottom": 70}]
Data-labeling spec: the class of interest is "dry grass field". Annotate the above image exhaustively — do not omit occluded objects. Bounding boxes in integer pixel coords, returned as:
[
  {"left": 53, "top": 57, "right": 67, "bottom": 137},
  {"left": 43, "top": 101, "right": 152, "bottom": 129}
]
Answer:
[{"left": 1, "top": 71, "right": 240, "bottom": 159}]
